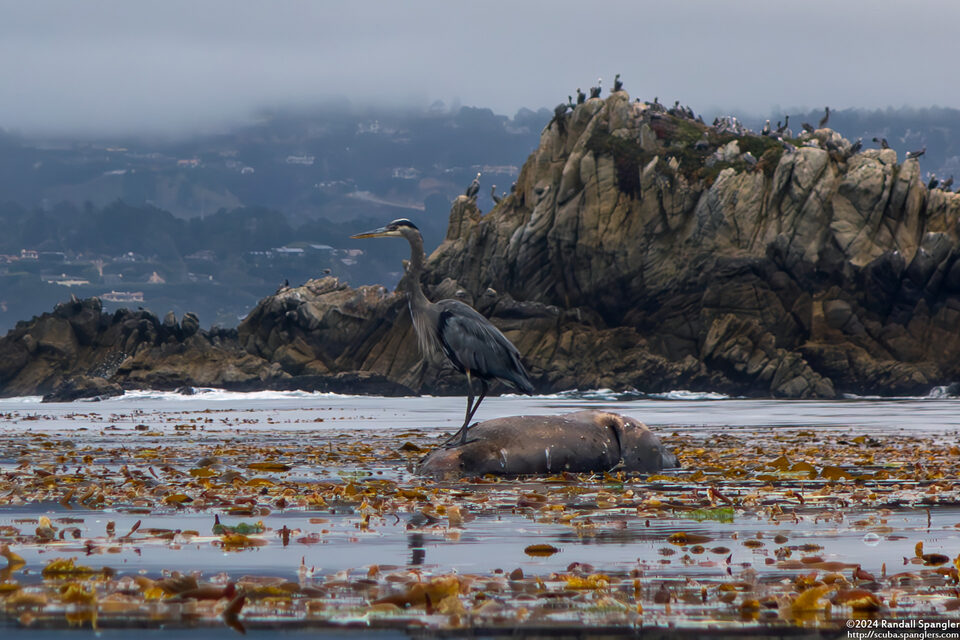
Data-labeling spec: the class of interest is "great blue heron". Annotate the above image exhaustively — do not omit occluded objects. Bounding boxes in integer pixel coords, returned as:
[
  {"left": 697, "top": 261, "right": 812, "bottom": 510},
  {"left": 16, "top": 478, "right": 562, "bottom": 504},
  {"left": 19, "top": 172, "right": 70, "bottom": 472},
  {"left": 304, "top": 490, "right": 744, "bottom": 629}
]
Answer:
[{"left": 351, "top": 218, "right": 534, "bottom": 445}]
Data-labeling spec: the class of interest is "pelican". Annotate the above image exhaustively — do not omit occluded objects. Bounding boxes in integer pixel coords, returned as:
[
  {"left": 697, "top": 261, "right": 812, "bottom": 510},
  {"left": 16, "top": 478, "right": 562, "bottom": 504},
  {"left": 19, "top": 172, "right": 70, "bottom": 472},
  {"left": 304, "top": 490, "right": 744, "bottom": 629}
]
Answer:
[{"left": 465, "top": 172, "right": 481, "bottom": 199}]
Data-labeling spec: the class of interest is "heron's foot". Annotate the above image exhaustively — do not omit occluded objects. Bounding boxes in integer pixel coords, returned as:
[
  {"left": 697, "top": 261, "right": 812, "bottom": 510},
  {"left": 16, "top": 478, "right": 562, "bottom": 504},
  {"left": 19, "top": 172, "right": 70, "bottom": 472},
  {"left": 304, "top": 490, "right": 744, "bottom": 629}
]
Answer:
[
  {"left": 458, "top": 422, "right": 480, "bottom": 446},
  {"left": 440, "top": 427, "right": 466, "bottom": 448},
  {"left": 440, "top": 423, "right": 479, "bottom": 448}
]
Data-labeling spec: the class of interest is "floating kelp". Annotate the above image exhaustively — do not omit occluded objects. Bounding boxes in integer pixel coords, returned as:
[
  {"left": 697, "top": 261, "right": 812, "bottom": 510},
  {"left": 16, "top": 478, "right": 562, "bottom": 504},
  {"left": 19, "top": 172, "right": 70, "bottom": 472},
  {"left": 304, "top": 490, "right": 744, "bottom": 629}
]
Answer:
[{"left": 1, "top": 407, "right": 960, "bottom": 632}]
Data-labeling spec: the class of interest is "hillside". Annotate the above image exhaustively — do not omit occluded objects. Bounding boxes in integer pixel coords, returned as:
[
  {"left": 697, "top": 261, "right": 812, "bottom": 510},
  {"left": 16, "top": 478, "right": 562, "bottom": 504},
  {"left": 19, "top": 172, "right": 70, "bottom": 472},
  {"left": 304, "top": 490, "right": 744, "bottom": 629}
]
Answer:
[{"left": 3, "top": 91, "right": 960, "bottom": 398}]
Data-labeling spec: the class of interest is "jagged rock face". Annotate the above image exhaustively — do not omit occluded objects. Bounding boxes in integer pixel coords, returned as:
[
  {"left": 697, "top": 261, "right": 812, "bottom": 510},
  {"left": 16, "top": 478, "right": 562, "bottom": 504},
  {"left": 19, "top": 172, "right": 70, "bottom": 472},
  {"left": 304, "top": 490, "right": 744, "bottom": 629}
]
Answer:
[
  {"left": 423, "top": 93, "right": 960, "bottom": 396},
  {"left": 0, "top": 297, "right": 279, "bottom": 398},
  {"left": 3, "top": 93, "right": 960, "bottom": 398}
]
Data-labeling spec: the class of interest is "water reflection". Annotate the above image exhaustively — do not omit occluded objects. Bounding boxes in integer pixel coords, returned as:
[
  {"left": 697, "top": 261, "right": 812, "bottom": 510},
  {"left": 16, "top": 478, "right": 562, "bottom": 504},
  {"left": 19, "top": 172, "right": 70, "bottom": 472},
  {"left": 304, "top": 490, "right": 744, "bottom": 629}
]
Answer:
[{"left": 407, "top": 532, "right": 425, "bottom": 566}]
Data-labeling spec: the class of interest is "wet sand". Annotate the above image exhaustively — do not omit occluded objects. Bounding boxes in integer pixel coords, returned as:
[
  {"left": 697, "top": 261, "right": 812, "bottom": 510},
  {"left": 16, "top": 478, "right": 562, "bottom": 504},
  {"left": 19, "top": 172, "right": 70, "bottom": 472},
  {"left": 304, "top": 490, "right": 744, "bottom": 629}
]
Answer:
[{"left": 1, "top": 392, "right": 960, "bottom": 635}]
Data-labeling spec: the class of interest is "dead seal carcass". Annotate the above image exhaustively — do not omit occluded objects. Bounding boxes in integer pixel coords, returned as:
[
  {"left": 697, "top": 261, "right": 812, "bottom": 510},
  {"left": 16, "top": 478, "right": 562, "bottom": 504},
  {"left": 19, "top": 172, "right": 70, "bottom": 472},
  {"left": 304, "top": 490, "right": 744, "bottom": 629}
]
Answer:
[{"left": 418, "top": 410, "right": 678, "bottom": 478}]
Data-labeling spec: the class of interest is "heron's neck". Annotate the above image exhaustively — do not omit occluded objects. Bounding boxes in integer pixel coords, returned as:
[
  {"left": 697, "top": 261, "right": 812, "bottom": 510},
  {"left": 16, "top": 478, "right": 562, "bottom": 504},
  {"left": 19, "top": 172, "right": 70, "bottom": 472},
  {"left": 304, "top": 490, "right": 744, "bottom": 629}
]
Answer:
[{"left": 404, "top": 232, "right": 429, "bottom": 311}]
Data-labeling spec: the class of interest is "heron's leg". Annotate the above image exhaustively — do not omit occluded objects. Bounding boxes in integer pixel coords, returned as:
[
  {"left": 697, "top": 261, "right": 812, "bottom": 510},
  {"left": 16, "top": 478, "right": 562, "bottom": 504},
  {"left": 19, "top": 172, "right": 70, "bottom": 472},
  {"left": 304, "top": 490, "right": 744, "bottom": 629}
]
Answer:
[
  {"left": 461, "top": 370, "right": 475, "bottom": 432},
  {"left": 441, "top": 370, "right": 474, "bottom": 447},
  {"left": 460, "top": 380, "right": 488, "bottom": 445}
]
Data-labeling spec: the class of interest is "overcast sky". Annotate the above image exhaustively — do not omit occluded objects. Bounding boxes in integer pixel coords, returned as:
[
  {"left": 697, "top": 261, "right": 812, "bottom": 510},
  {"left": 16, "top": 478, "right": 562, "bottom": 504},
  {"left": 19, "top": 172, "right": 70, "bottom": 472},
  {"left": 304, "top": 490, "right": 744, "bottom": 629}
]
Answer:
[{"left": 1, "top": 0, "right": 956, "bottom": 136}]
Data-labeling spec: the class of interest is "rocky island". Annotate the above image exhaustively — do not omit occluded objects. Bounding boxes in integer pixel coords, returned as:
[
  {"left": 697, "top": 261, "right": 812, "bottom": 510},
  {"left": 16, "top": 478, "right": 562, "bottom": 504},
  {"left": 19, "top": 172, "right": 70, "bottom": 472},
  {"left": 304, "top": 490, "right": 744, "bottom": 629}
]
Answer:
[{"left": 3, "top": 91, "right": 960, "bottom": 400}]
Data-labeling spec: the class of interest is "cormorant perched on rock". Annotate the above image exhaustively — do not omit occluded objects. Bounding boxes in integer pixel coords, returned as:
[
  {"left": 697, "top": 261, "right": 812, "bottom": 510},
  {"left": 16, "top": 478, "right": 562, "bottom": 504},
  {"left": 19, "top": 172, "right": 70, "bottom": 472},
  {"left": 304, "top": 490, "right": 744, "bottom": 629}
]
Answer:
[
  {"left": 276, "top": 278, "right": 290, "bottom": 293},
  {"left": 928, "top": 175, "right": 939, "bottom": 190},
  {"left": 589, "top": 78, "right": 601, "bottom": 99},
  {"left": 818, "top": 106, "right": 830, "bottom": 128},
  {"left": 761, "top": 120, "right": 771, "bottom": 136},
  {"left": 465, "top": 172, "right": 481, "bottom": 199},
  {"left": 906, "top": 146, "right": 926, "bottom": 160},
  {"left": 849, "top": 138, "right": 863, "bottom": 155},
  {"left": 801, "top": 122, "right": 815, "bottom": 134},
  {"left": 613, "top": 73, "right": 623, "bottom": 92},
  {"left": 567, "top": 95, "right": 575, "bottom": 108},
  {"left": 872, "top": 137, "right": 889, "bottom": 149},
  {"left": 576, "top": 88, "right": 586, "bottom": 104},
  {"left": 490, "top": 185, "right": 501, "bottom": 205},
  {"left": 941, "top": 176, "right": 954, "bottom": 190}
]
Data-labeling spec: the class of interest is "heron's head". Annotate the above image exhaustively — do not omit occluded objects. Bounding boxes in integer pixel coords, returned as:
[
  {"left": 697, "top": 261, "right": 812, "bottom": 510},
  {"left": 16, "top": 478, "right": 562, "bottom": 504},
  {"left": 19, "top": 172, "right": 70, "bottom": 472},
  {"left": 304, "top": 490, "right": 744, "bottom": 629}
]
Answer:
[{"left": 350, "top": 218, "right": 420, "bottom": 240}]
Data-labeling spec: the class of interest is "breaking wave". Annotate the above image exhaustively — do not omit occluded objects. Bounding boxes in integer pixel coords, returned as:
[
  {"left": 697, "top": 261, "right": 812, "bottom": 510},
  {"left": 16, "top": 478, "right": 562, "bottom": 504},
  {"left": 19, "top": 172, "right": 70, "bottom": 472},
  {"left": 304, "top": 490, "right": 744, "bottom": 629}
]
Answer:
[{"left": 524, "top": 388, "right": 731, "bottom": 401}]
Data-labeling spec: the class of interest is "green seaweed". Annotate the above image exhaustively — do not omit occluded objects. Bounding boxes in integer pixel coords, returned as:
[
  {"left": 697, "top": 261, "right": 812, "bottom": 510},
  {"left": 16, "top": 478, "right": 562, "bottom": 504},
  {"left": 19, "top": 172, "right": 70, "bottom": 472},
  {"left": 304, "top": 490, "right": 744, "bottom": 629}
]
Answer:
[
  {"left": 682, "top": 507, "right": 735, "bottom": 523},
  {"left": 585, "top": 113, "right": 790, "bottom": 193}
]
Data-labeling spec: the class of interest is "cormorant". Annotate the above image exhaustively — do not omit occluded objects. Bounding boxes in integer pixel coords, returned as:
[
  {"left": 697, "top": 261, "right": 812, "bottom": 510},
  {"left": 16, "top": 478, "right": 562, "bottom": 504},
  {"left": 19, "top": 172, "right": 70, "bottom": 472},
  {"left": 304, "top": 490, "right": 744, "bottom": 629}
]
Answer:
[
  {"left": 491, "top": 185, "right": 501, "bottom": 205},
  {"left": 465, "top": 172, "right": 481, "bottom": 199},
  {"left": 589, "top": 78, "right": 601, "bottom": 99},
  {"left": 906, "top": 147, "right": 926, "bottom": 160},
  {"left": 613, "top": 73, "right": 623, "bottom": 92},
  {"left": 761, "top": 120, "right": 771, "bottom": 136},
  {"left": 941, "top": 176, "right": 954, "bottom": 190},
  {"left": 818, "top": 106, "right": 830, "bottom": 129},
  {"left": 576, "top": 88, "right": 586, "bottom": 104},
  {"left": 872, "top": 137, "right": 890, "bottom": 149},
  {"left": 928, "top": 175, "right": 939, "bottom": 190},
  {"left": 849, "top": 138, "right": 863, "bottom": 155},
  {"left": 801, "top": 122, "right": 815, "bottom": 134}
]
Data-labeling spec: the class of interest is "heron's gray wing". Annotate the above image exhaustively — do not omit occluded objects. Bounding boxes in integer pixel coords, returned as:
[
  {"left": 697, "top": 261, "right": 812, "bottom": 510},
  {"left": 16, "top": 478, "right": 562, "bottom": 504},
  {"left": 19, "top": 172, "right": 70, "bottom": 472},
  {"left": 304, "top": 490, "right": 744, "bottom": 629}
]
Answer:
[{"left": 434, "top": 299, "right": 532, "bottom": 392}]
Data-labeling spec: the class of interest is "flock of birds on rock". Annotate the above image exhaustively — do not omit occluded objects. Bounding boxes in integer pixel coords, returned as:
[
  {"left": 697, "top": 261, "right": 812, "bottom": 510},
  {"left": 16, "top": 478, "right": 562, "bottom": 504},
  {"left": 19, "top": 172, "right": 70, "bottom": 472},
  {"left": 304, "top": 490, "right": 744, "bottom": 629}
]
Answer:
[
  {"left": 462, "top": 171, "right": 510, "bottom": 207},
  {"left": 726, "top": 107, "right": 947, "bottom": 188},
  {"left": 550, "top": 76, "right": 952, "bottom": 196},
  {"left": 345, "top": 76, "right": 954, "bottom": 447}
]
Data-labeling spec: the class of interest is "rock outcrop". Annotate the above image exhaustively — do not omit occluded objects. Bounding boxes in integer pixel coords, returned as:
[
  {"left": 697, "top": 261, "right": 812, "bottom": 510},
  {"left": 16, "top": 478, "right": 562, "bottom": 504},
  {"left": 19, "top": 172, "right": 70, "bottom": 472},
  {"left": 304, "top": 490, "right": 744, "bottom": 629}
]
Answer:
[
  {"left": 4, "top": 91, "right": 960, "bottom": 398},
  {"left": 0, "top": 297, "right": 281, "bottom": 398}
]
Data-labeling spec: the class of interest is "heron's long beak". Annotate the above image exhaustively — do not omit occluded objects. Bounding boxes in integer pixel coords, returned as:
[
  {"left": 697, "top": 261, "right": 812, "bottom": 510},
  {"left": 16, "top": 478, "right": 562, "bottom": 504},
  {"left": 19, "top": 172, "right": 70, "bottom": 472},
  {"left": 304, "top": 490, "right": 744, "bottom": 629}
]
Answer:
[{"left": 350, "top": 226, "right": 390, "bottom": 239}]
